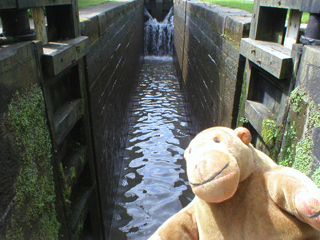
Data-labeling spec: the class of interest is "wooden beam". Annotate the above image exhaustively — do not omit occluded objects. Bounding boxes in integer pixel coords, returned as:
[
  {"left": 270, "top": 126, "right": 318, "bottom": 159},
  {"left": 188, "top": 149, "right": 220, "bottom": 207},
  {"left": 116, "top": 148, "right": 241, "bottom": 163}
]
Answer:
[
  {"left": 260, "top": 0, "right": 302, "bottom": 9},
  {"left": 32, "top": 7, "right": 48, "bottom": 45},
  {"left": 244, "top": 100, "right": 275, "bottom": 135},
  {"left": 0, "top": 1, "right": 17, "bottom": 9},
  {"left": 42, "top": 36, "right": 89, "bottom": 76},
  {"left": 240, "top": 38, "right": 293, "bottom": 79},
  {"left": 16, "top": 0, "right": 72, "bottom": 9},
  {"left": 53, "top": 99, "right": 83, "bottom": 145},
  {"left": 284, "top": 10, "right": 302, "bottom": 49}
]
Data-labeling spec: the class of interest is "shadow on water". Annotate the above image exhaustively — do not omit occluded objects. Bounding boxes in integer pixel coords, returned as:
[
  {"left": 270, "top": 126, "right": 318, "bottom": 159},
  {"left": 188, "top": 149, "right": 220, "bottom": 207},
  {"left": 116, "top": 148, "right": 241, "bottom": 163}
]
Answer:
[{"left": 109, "top": 55, "right": 194, "bottom": 239}]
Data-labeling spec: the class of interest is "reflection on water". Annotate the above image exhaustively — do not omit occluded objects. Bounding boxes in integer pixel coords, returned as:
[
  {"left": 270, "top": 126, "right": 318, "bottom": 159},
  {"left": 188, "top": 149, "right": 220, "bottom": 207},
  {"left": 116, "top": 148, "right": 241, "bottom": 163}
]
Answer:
[{"left": 109, "top": 56, "right": 194, "bottom": 239}]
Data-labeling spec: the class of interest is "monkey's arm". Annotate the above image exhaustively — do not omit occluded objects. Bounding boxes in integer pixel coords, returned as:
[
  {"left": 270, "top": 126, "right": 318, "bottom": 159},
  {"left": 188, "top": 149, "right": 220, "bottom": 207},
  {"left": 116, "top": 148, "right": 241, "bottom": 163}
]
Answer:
[
  {"left": 148, "top": 200, "right": 199, "bottom": 240},
  {"left": 267, "top": 166, "right": 320, "bottom": 231}
]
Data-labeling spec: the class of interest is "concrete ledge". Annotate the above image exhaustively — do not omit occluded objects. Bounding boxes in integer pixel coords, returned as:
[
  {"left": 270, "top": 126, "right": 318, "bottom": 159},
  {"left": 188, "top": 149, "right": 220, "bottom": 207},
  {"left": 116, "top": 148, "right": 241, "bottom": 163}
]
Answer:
[{"left": 79, "top": 1, "right": 138, "bottom": 46}]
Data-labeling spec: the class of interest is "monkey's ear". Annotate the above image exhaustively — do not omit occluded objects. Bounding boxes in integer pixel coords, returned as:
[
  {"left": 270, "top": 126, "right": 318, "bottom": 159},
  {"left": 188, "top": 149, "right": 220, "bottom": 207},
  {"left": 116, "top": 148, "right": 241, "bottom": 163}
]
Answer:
[{"left": 234, "top": 127, "right": 251, "bottom": 145}]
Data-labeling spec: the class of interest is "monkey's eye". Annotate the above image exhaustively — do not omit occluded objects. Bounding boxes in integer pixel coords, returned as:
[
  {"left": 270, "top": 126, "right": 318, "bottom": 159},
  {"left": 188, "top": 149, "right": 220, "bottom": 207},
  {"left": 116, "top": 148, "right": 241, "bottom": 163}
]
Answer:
[{"left": 213, "top": 138, "right": 220, "bottom": 143}]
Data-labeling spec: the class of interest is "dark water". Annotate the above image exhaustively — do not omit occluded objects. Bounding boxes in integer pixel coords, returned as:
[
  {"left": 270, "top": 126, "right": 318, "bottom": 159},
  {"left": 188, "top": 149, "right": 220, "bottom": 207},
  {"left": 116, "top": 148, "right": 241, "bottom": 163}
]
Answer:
[{"left": 109, "top": 56, "right": 194, "bottom": 239}]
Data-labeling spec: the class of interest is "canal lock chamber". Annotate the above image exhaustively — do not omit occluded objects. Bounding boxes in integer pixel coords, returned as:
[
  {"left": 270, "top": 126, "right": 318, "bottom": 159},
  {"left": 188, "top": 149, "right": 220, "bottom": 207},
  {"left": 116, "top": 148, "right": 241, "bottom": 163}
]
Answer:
[
  {"left": 109, "top": 6, "right": 196, "bottom": 239},
  {"left": 2, "top": 0, "right": 320, "bottom": 239}
]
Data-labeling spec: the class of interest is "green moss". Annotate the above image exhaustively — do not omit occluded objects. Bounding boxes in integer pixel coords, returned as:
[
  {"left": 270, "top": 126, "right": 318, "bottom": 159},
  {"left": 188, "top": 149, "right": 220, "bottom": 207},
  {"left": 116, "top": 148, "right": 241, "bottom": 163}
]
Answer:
[
  {"left": 311, "top": 167, "right": 320, "bottom": 188},
  {"left": 262, "top": 119, "right": 278, "bottom": 145},
  {"left": 201, "top": 0, "right": 254, "bottom": 13},
  {"left": 74, "top": 209, "right": 87, "bottom": 239},
  {"left": 278, "top": 123, "right": 297, "bottom": 167},
  {"left": 261, "top": 119, "right": 280, "bottom": 158},
  {"left": 279, "top": 86, "right": 320, "bottom": 177},
  {"left": 278, "top": 87, "right": 308, "bottom": 167},
  {"left": 292, "top": 135, "right": 314, "bottom": 175},
  {"left": 290, "top": 87, "right": 306, "bottom": 113},
  {"left": 308, "top": 100, "right": 320, "bottom": 128},
  {"left": 70, "top": 167, "right": 77, "bottom": 180},
  {"left": 290, "top": 88, "right": 320, "bottom": 176},
  {"left": 4, "top": 85, "right": 60, "bottom": 239},
  {"left": 236, "top": 68, "right": 247, "bottom": 127}
]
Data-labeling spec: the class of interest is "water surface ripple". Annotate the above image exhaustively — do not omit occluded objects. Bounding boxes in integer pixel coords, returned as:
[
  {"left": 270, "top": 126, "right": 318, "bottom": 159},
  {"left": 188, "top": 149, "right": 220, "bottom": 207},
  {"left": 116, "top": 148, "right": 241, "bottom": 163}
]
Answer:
[{"left": 110, "top": 56, "right": 194, "bottom": 239}]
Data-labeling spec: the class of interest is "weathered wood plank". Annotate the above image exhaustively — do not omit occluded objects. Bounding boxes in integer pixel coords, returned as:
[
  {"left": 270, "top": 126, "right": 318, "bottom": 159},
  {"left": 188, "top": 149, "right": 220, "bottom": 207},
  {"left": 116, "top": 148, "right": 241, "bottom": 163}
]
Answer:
[
  {"left": 244, "top": 100, "right": 275, "bottom": 135},
  {"left": 260, "top": 0, "right": 302, "bottom": 9},
  {"left": 71, "top": 184, "right": 94, "bottom": 230},
  {"left": 53, "top": 99, "right": 83, "bottom": 145},
  {"left": 240, "top": 38, "right": 293, "bottom": 79},
  {"left": 64, "top": 145, "right": 88, "bottom": 196},
  {"left": 16, "top": 0, "right": 72, "bottom": 9},
  {"left": 32, "top": 7, "right": 48, "bottom": 45},
  {"left": 284, "top": 10, "right": 302, "bottom": 49},
  {"left": 0, "top": 0, "right": 17, "bottom": 9},
  {"left": 42, "top": 36, "right": 89, "bottom": 76}
]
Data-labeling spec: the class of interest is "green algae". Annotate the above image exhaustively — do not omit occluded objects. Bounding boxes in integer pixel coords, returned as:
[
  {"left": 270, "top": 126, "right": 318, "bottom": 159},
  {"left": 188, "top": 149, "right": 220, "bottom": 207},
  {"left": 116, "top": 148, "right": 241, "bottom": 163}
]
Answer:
[{"left": 3, "top": 85, "right": 60, "bottom": 239}]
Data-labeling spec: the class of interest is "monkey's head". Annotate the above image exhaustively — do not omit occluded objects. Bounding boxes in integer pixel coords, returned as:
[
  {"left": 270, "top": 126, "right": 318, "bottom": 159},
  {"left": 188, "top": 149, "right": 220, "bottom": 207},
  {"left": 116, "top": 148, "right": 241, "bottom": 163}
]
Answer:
[{"left": 184, "top": 127, "right": 255, "bottom": 203}]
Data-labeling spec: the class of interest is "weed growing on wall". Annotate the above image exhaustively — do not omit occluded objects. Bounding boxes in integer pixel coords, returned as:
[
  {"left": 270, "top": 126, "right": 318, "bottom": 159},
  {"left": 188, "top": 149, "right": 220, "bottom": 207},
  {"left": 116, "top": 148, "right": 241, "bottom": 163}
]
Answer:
[{"left": 3, "top": 85, "right": 60, "bottom": 239}]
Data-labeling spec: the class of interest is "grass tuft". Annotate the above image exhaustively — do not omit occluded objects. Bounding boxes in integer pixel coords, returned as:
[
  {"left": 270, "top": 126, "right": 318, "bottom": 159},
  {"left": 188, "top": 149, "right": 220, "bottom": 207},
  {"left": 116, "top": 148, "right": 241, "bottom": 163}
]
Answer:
[
  {"left": 78, "top": 0, "right": 115, "bottom": 8},
  {"left": 201, "top": 0, "right": 309, "bottom": 23},
  {"left": 201, "top": 0, "right": 254, "bottom": 12}
]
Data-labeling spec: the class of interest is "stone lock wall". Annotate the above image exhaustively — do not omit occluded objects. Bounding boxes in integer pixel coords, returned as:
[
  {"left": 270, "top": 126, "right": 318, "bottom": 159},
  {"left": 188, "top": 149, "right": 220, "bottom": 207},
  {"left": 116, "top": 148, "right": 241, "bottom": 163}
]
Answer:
[
  {"left": 80, "top": 0, "right": 144, "bottom": 236},
  {"left": 173, "top": 0, "right": 251, "bottom": 133},
  {"left": 278, "top": 45, "right": 320, "bottom": 186}
]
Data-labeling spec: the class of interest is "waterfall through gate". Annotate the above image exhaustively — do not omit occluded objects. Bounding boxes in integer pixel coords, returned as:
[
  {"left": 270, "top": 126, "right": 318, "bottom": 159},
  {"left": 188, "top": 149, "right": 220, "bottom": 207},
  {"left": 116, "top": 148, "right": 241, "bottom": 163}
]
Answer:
[{"left": 144, "top": 7, "right": 174, "bottom": 56}]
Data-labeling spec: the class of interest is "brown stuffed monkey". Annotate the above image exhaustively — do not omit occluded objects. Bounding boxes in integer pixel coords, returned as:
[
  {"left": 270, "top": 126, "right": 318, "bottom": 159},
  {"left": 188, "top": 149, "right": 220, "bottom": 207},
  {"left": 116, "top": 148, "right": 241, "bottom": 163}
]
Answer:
[{"left": 148, "top": 127, "right": 320, "bottom": 239}]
